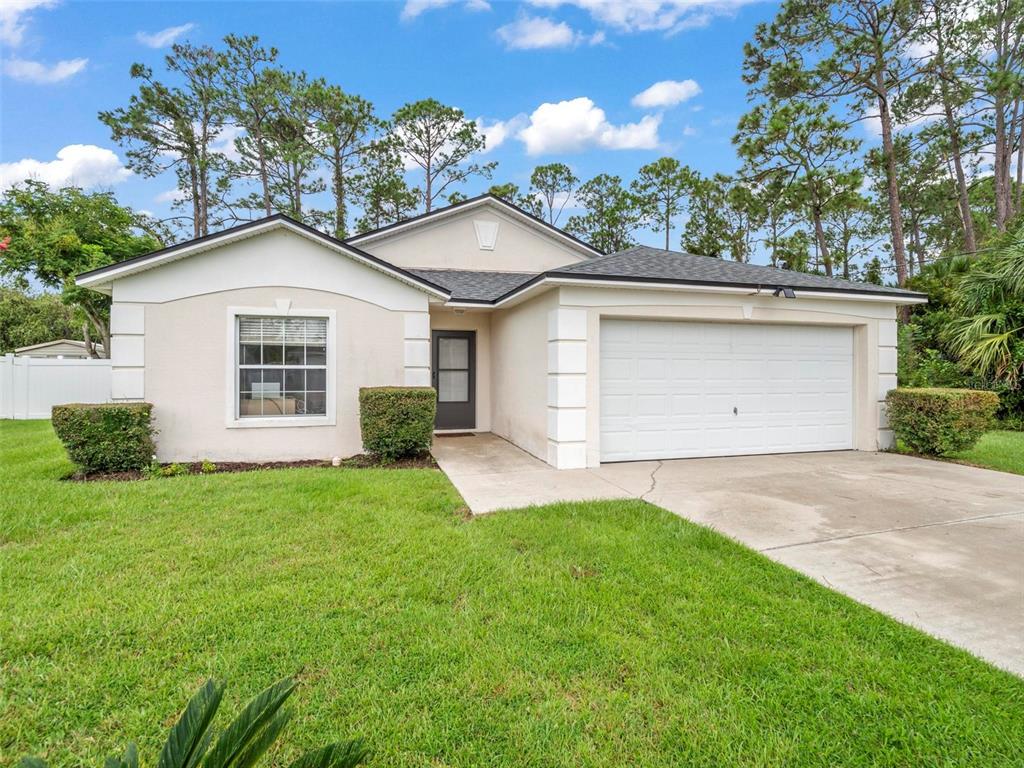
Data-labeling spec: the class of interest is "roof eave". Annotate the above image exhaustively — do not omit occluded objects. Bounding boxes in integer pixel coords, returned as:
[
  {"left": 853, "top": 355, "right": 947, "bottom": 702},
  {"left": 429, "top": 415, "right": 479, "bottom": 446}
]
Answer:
[
  {"left": 75, "top": 217, "right": 452, "bottom": 300},
  {"left": 488, "top": 274, "right": 927, "bottom": 307}
]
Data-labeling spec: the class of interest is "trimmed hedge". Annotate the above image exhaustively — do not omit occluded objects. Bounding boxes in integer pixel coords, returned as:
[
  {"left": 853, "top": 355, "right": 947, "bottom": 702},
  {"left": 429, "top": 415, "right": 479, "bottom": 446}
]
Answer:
[
  {"left": 885, "top": 388, "right": 998, "bottom": 456},
  {"left": 359, "top": 387, "right": 436, "bottom": 461},
  {"left": 52, "top": 402, "right": 156, "bottom": 473}
]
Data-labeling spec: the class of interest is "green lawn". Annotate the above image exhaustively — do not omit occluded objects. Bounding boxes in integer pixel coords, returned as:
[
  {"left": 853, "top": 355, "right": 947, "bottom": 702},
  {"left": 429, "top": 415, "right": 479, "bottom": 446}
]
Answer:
[
  {"left": 2, "top": 420, "right": 1022, "bottom": 767},
  {"left": 950, "top": 430, "right": 1024, "bottom": 475}
]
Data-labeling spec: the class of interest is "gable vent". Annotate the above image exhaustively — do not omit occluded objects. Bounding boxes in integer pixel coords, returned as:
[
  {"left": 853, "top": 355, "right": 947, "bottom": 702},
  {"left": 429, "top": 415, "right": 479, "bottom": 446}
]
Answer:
[{"left": 473, "top": 220, "right": 499, "bottom": 250}]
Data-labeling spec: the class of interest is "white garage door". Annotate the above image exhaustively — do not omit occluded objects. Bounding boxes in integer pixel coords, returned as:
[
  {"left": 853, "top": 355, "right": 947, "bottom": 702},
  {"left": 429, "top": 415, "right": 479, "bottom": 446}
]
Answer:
[{"left": 600, "top": 319, "right": 854, "bottom": 462}]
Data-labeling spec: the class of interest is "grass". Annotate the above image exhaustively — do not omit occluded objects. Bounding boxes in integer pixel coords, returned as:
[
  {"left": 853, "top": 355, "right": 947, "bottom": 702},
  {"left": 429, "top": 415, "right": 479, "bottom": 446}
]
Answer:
[
  {"left": 2, "top": 420, "right": 1022, "bottom": 767},
  {"left": 950, "top": 430, "right": 1024, "bottom": 475}
]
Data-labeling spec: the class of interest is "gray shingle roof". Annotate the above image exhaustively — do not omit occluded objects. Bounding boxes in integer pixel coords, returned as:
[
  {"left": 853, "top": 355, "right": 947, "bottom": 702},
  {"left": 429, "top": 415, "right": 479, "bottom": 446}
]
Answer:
[
  {"left": 552, "top": 246, "right": 922, "bottom": 298},
  {"left": 407, "top": 269, "right": 539, "bottom": 302}
]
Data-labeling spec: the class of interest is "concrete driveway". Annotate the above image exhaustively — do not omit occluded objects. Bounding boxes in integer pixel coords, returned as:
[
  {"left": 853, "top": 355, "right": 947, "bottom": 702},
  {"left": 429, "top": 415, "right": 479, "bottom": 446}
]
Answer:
[{"left": 434, "top": 434, "right": 1024, "bottom": 676}]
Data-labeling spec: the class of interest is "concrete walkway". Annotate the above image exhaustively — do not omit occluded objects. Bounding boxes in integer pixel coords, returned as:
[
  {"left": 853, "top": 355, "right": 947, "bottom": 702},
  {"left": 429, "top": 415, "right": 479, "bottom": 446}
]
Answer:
[
  {"left": 433, "top": 434, "right": 1024, "bottom": 676},
  {"left": 433, "top": 433, "right": 632, "bottom": 512}
]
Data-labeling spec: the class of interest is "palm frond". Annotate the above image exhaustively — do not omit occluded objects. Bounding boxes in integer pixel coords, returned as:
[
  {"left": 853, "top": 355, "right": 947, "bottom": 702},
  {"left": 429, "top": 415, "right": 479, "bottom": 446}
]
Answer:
[
  {"left": 158, "top": 680, "right": 226, "bottom": 768},
  {"left": 287, "top": 741, "right": 369, "bottom": 768},
  {"left": 221, "top": 709, "right": 292, "bottom": 768},
  {"left": 203, "top": 678, "right": 296, "bottom": 768}
]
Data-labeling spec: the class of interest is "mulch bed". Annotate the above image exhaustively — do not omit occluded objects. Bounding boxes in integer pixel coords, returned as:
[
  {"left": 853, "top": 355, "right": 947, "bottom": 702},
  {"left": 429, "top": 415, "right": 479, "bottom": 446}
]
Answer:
[{"left": 67, "top": 454, "right": 437, "bottom": 482}]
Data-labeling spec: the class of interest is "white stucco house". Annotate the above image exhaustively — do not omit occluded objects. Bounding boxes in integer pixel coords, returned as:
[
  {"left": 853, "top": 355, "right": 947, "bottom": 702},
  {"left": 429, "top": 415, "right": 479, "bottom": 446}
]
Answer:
[{"left": 75, "top": 194, "right": 925, "bottom": 469}]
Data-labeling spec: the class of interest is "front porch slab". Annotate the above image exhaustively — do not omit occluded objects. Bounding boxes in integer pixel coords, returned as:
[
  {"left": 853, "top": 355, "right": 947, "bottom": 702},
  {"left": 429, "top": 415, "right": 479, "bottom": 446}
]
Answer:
[{"left": 432, "top": 433, "right": 630, "bottom": 513}]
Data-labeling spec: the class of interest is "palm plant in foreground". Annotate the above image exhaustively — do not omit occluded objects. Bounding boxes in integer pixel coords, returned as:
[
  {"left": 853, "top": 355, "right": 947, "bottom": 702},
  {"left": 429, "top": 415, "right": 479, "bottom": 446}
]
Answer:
[
  {"left": 19, "top": 678, "right": 367, "bottom": 768},
  {"left": 945, "top": 232, "right": 1024, "bottom": 387}
]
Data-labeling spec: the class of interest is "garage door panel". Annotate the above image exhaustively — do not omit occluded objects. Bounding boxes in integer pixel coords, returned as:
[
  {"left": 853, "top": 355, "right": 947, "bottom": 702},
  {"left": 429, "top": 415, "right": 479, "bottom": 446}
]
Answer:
[{"left": 600, "top": 319, "right": 854, "bottom": 461}]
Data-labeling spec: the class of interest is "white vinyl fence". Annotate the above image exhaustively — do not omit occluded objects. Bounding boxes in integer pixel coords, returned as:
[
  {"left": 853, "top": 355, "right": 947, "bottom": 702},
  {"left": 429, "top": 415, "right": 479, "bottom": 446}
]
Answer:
[{"left": 0, "top": 354, "right": 112, "bottom": 419}]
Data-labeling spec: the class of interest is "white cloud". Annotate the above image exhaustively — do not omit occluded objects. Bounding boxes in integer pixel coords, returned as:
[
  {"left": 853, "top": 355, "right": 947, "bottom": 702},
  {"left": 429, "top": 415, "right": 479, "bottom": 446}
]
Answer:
[
  {"left": 155, "top": 188, "right": 186, "bottom": 204},
  {"left": 0, "top": 144, "right": 131, "bottom": 191},
  {"left": 0, "top": 0, "right": 58, "bottom": 47},
  {"left": 495, "top": 15, "right": 603, "bottom": 50},
  {"left": 3, "top": 57, "right": 87, "bottom": 83},
  {"left": 135, "top": 23, "right": 196, "bottom": 48},
  {"left": 475, "top": 115, "right": 527, "bottom": 153},
  {"left": 528, "top": 0, "right": 755, "bottom": 35},
  {"left": 211, "top": 124, "right": 245, "bottom": 162},
  {"left": 517, "top": 96, "right": 661, "bottom": 155},
  {"left": 401, "top": 0, "right": 490, "bottom": 21},
  {"left": 861, "top": 105, "right": 940, "bottom": 138},
  {"left": 683, "top": 124, "right": 698, "bottom": 137},
  {"left": 631, "top": 78, "right": 701, "bottom": 108}
]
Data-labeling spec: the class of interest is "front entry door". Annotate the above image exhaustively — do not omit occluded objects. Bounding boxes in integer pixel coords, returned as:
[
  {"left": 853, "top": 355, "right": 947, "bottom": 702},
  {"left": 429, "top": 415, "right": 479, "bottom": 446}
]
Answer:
[{"left": 432, "top": 330, "right": 475, "bottom": 430}]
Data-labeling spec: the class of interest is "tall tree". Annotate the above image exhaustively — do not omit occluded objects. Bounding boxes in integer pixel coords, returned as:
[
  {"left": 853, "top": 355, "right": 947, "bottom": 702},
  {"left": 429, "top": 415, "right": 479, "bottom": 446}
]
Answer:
[
  {"left": 259, "top": 71, "right": 325, "bottom": 223},
  {"left": 565, "top": 174, "right": 639, "bottom": 254},
  {"left": 0, "top": 285, "right": 80, "bottom": 355},
  {"left": 753, "top": 172, "right": 804, "bottom": 267},
  {"left": 0, "top": 183, "right": 163, "bottom": 357},
  {"left": 721, "top": 178, "right": 765, "bottom": 263},
  {"left": 304, "top": 81, "right": 379, "bottom": 237},
  {"left": 736, "top": 99, "right": 861, "bottom": 276},
  {"left": 744, "top": 0, "right": 918, "bottom": 285},
  {"left": 961, "top": 0, "right": 1024, "bottom": 230},
  {"left": 388, "top": 99, "right": 495, "bottom": 212},
  {"left": 822, "top": 190, "right": 881, "bottom": 279},
  {"left": 217, "top": 35, "right": 286, "bottom": 219},
  {"left": 631, "top": 157, "right": 695, "bottom": 250},
  {"left": 901, "top": 0, "right": 980, "bottom": 252},
  {"left": 529, "top": 163, "right": 578, "bottom": 226},
  {"left": 682, "top": 175, "right": 732, "bottom": 258},
  {"left": 100, "top": 42, "right": 226, "bottom": 238},
  {"left": 353, "top": 141, "right": 419, "bottom": 234}
]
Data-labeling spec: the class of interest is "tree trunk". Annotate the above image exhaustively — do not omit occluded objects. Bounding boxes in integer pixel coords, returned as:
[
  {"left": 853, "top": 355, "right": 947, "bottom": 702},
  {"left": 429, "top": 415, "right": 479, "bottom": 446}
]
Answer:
[
  {"left": 333, "top": 145, "right": 346, "bottom": 238},
  {"left": 664, "top": 207, "right": 670, "bottom": 250},
  {"left": 256, "top": 126, "right": 272, "bottom": 217},
  {"left": 994, "top": 97, "right": 1013, "bottom": 231},
  {"left": 991, "top": 5, "right": 1015, "bottom": 232},
  {"left": 424, "top": 155, "right": 432, "bottom": 213},
  {"left": 841, "top": 221, "right": 850, "bottom": 280},
  {"left": 82, "top": 322, "right": 97, "bottom": 359},
  {"left": 932, "top": 2, "right": 977, "bottom": 252},
  {"left": 875, "top": 86, "right": 909, "bottom": 286},
  {"left": 913, "top": 218, "right": 925, "bottom": 271},
  {"left": 811, "top": 205, "right": 833, "bottom": 277},
  {"left": 81, "top": 306, "right": 110, "bottom": 360},
  {"left": 189, "top": 163, "right": 201, "bottom": 239},
  {"left": 1015, "top": 106, "right": 1024, "bottom": 216}
]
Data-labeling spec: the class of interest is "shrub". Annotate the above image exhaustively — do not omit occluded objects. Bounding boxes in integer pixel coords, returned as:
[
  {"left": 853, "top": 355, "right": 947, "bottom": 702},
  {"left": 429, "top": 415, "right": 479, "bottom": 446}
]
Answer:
[
  {"left": 359, "top": 386, "right": 435, "bottom": 461},
  {"left": 51, "top": 403, "right": 155, "bottom": 473},
  {"left": 886, "top": 388, "right": 999, "bottom": 456},
  {"left": 201, "top": 459, "right": 218, "bottom": 474},
  {"left": 18, "top": 677, "right": 367, "bottom": 768}
]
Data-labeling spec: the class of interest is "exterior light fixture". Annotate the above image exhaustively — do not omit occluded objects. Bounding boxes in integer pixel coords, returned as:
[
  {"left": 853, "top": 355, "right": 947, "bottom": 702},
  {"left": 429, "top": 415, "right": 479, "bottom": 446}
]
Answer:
[{"left": 773, "top": 286, "right": 796, "bottom": 299}]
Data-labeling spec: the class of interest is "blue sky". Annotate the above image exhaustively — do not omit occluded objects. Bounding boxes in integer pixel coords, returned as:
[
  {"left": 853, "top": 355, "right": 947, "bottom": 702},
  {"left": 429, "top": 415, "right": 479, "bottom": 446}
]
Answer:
[{"left": 0, "top": 0, "right": 786, "bottom": 251}]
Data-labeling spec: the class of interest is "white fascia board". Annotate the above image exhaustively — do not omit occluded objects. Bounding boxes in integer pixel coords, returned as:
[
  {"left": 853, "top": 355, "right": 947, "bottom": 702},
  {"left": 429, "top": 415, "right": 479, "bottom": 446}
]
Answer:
[
  {"left": 486, "top": 276, "right": 927, "bottom": 308},
  {"left": 76, "top": 219, "right": 451, "bottom": 300}
]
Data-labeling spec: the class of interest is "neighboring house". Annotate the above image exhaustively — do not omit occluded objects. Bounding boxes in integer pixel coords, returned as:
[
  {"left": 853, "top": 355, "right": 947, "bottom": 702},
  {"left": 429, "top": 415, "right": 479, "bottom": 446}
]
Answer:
[
  {"left": 75, "top": 194, "right": 925, "bottom": 468},
  {"left": 14, "top": 339, "right": 103, "bottom": 359}
]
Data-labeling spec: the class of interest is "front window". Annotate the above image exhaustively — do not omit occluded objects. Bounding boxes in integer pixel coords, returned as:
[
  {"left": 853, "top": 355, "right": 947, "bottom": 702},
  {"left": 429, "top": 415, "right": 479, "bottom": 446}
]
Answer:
[{"left": 237, "top": 316, "right": 327, "bottom": 418}]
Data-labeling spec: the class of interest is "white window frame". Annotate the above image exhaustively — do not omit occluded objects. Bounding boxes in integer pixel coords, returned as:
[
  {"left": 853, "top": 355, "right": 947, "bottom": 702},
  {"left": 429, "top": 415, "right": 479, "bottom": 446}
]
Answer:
[{"left": 225, "top": 306, "right": 337, "bottom": 428}]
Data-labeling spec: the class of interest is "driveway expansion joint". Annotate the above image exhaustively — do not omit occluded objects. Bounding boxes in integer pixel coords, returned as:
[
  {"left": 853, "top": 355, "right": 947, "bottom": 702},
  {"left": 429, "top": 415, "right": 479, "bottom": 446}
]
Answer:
[{"left": 759, "top": 510, "right": 1023, "bottom": 553}]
